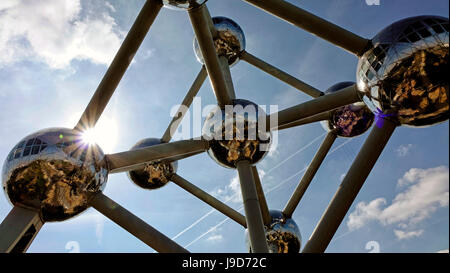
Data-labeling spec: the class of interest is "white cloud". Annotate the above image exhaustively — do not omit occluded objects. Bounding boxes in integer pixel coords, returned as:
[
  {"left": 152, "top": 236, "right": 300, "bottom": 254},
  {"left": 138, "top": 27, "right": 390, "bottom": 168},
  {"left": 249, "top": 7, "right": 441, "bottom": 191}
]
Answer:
[
  {"left": 211, "top": 175, "right": 242, "bottom": 204},
  {"left": 0, "top": 0, "right": 122, "bottom": 69},
  {"left": 437, "top": 249, "right": 449, "bottom": 253},
  {"left": 396, "top": 144, "right": 413, "bottom": 157},
  {"left": 347, "top": 166, "right": 449, "bottom": 239},
  {"left": 393, "top": 229, "right": 424, "bottom": 240},
  {"left": 206, "top": 234, "right": 223, "bottom": 243},
  {"left": 211, "top": 168, "right": 267, "bottom": 204}
]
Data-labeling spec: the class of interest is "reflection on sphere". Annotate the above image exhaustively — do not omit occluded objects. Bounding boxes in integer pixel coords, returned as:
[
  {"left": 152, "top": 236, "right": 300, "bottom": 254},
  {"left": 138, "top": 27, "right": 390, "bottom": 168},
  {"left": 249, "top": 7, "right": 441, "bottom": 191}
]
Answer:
[
  {"left": 2, "top": 128, "right": 108, "bottom": 222},
  {"left": 127, "top": 138, "right": 177, "bottom": 190},
  {"left": 194, "top": 16, "right": 246, "bottom": 66},
  {"left": 321, "top": 82, "right": 374, "bottom": 137},
  {"left": 357, "top": 16, "right": 449, "bottom": 127},
  {"left": 202, "top": 99, "right": 271, "bottom": 168},
  {"left": 246, "top": 210, "right": 302, "bottom": 253}
]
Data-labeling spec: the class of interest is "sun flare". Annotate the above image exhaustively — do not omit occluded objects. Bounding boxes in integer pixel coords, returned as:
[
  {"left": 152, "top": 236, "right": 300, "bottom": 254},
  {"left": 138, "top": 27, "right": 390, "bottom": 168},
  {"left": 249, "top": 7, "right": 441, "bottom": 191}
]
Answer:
[{"left": 80, "top": 116, "right": 118, "bottom": 154}]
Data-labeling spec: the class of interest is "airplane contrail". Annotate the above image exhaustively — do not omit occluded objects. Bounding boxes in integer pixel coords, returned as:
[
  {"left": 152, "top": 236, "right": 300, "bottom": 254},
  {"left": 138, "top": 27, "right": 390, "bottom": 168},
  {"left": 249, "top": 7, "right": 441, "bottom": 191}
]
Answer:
[
  {"left": 183, "top": 137, "right": 354, "bottom": 248},
  {"left": 171, "top": 132, "right": 326, "bottom": 241}
]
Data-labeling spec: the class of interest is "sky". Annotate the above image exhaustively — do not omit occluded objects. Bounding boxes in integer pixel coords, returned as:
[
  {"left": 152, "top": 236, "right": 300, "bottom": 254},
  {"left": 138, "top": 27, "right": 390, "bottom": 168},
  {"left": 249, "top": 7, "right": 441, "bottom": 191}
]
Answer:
[{"left": 0, "top": 0, "right": 448, "bottom": 253}]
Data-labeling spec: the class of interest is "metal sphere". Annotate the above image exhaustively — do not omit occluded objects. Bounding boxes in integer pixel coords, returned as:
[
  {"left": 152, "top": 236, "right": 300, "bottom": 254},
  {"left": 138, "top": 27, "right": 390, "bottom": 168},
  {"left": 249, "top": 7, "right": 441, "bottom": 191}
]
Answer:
[
  {"left": 194, "top": 16, "right": 246, "bottom": 67},
  {"left": 202, "top": 99, "right": 271, "bottom": 168},
  {"left": 162, "top": 0, "right": 207, "bottom": 10},
  {"left": 127, "top": 138, "right": 178, "bottom": 190},
  {"left": 321, "top": 82, "right": 375, "bottom": 137},
  {"left": 357, "top": 16, "right": 449, "bottom": 127},
  {"left": 1, "top": 128, "right": 108, "bottom": 222},
  {"left": 245, "top": 210, "right": 302, "bottom": 253}
]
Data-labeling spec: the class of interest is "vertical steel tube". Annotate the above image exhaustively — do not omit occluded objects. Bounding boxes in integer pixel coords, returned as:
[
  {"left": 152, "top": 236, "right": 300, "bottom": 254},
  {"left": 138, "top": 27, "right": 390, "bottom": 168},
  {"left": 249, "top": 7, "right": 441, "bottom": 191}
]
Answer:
[
  {"left": 90, "top": 193, "right": 189, "bottom": 253},
  {"left": 241, "top": 51, "right": 323, "bottom": 98},
  {"left": 189, "top": 5, "right": 234, "bottom": 107},
  {"left": 251, "top": 166, "right": 271, "bottom": 226},
  {"left": 219, "top": 56, "right": 237, "bottom": 100},
  {"left": 283, "top": 132, "right": 337, "bottom": 218},
  {"left": 75, "top": 0, "right": 163, "bottom": 130},
  {"left": 0, "top": 206, "right": 43, "bottom": 253},
  {"left": 161, "top": 66, "right": 208, "bottom": 143},
  {"left": 302, "top": 119, "right": 396, "bottom": 253},
  {"left": 237, "top": 161, "right": 269, "bottom": 253},
  {"left": 242, "top": 0, "right": 370, "bottom": 56}
]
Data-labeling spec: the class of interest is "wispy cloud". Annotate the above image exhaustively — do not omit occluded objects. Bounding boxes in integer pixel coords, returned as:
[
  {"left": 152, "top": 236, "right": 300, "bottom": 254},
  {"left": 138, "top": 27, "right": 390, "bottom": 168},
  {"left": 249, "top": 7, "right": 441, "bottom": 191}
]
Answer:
[
  {"left": 206, "top": 234, "right": 224, "bottom": 243},
  {"left": 393, "top": 229, "right": 424, "bottom": 240},
  {"left": 0, "top": 0, "right": 122, "bottom": 69},
  {"left": 395, "top": 144, "right": 413, "bottom": 157},
  {"left": 347, "top": 166, "right": 449, "bottom": 239}
]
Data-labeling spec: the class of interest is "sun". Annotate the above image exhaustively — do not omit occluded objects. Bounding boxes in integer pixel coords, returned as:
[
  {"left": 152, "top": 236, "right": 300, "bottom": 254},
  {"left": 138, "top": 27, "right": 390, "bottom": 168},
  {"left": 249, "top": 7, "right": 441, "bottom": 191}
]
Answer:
[{"left": 81, "top": 115, "right": 118, "bottom": 154}]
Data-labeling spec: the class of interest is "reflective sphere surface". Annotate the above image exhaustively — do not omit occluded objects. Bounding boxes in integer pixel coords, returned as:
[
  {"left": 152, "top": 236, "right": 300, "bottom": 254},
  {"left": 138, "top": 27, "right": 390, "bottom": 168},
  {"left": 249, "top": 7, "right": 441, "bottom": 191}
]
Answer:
[
  {"left": 127, "top": 138, "right": 178, "bottom": 190},
  {"left": 202, "top": 99, "right": 271, "bottom": 168},
  {"left": 321, "top": 82, "right": 374, "bottom": 137},
  {"left": 357, "top": 16, "right": 449, "bottom": 127},
  {"left": 246, "top": 210, "right": 302, "bottom": 253},
  {"left": 2, "top": 128, "right": 108, "bottom": 222},
  {"left": 162, "top": 0, "right": 207, "bottom": 10},
  {"left": 194, "top": 16, "right": 246, "bottom": 67}
]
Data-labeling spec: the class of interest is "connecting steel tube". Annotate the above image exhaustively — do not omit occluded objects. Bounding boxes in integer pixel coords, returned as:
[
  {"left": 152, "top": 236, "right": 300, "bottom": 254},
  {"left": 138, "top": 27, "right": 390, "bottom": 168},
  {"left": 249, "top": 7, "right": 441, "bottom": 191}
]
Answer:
[
  {"left": 171, "top": 174, "right": 247, "bottom": 228},
  {"left": 106, "top": 139, "right": 209, "bottom": 173},
  {"left": 75, "top": 0, "right": 163, "bottom": 131},
  {"left": 90, "top": 193, "right": 189, "bottom": 253},
  {"left": 302, "top": 119, "right": 397, "bottom": 253},
  {"left": 237, "top": 161, "right": 269, "bottom": 253},
  {"left": 251, "top": 166, "right": 271, "bottom": 226},
  {"left": 268, "top": 84, "right": 361, "bottom": 131},
  {"left": 283, "top": 132, "right": 337, "bottom": 218},
  {"left": 241, "top": 51, "right": 323, "bottom": 98},
  {"left": 242, "top": 0, "right": 370, "bottom": 56},
  {"left": 189, "top": 5, "right": 235, "bottom": 107},
  {"left": 161, "top": 66, "right": 208, "bottom": 143}
]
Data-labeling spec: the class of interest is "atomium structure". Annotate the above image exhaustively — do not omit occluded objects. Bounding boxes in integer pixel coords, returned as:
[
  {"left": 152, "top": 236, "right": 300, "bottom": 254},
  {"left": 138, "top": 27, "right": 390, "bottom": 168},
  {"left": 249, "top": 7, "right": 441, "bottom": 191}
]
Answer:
[{"left": 0, "top": 0, "right": 448, "bottom": 253}]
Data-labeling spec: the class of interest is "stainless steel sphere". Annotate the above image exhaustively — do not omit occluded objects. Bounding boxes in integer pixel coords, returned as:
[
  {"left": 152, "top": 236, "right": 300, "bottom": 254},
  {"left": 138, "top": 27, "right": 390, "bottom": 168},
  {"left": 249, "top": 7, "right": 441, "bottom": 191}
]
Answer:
[
  {"left": 162, "top": 0, "right": 207, "bottom": 10},
  {"left": 357, "top": 16, "right": 449, "bottom": 127},
  {"left": 202, "top": 99, "right": 271, "bottom": 168},
  {"left": 194, "top": 16, "right": 246, "bottom": 67},
  {"left": 321, "top": 82, "right": 374, "bottom": 137},
  {"left": 246, "top": 210, "right": 302, "bottom": 253},
  {"left": 2, "top": 128, "right": 108, "bottom": 222},
  {"left": 127, "top": 138, "right": 178, "bottom": 190}
]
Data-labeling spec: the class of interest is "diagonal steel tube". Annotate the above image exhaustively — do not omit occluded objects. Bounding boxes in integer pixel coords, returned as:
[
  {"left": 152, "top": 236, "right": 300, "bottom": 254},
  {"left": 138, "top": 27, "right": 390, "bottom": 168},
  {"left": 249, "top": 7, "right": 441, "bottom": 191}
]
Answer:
[
  {"left": 106, "top": 139, "right": 209, "bottom": 173},
  {"left": 302, "top": 119, "right": 397, "bottom": 253},
  {"left": 0, "top": 206, "right": 43, "bottom": 253},
  {"left": 275, "top": 111, "right": 331, "bottom": 131},
  {"left": 90, "top": 193, "right": 189, "bottom": 253},
  {"left": 268, "top": 84, "right": 360, "bottom": 131},
  {"left": 170, "top": 174, "right": 247, "bottom": 228},
  {"left": 161, "top": 66, "right": 208, "bottom": 143},
  {"left": 241, "top": 51, "right": 323, "bottom": 98},
  {"left": 251, "top": 166, "right": 271, "bottom": 226},
  {"left": 75, "top": 0, "right": 163, "bottom": 131},
  {"left": 189, "top": 5, "right": 234, "bottom": 107},
  {"left": 242, "top": 0, "right": 370, "bottom": 56},
  {"left": 237, "top": 160, "right": 269, "bottom": 253},
  {"left": 283, "top": 132, "right": 337, "bottom": 218}
]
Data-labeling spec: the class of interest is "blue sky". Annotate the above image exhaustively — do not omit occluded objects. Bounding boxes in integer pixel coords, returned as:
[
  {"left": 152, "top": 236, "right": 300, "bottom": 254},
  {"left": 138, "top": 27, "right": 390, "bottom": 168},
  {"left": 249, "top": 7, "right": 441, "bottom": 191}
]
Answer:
[{"left": 0, "top": 0, "right": 448, "bottom": 253}]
